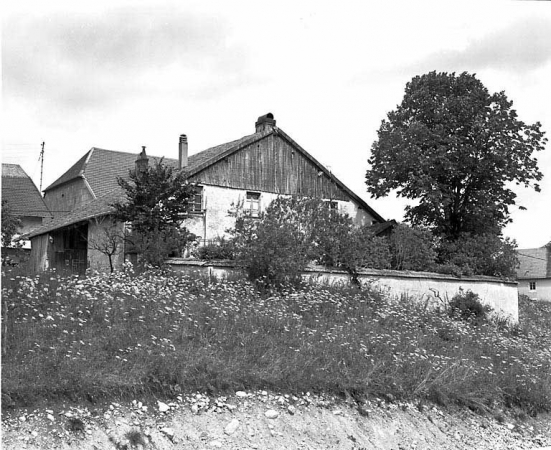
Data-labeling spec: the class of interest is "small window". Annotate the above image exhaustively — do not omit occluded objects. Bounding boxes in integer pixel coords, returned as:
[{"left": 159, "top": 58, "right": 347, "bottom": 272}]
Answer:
[
  {"left": 324, "top": 200, "right": 338, "bottom": 211},
  {"left": 529, "top": 281, "right": 537, "bottom": 291},
  {"left": 189, "top": 186, "right": 203, "bottom": 214},
  {"left": 246, "top": 192, "right": 261, "bottom": 217}
]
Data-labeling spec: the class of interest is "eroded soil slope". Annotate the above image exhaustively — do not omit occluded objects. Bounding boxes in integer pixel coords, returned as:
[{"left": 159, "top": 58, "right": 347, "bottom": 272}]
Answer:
[{"left": 2, "top": 391, "right": 551, "bottom": 449}]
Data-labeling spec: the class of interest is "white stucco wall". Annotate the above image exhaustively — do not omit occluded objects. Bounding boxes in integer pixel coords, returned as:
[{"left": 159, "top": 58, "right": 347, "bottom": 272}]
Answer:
[
  {"left": 87, "top": 219, "right": 126, "bottom": 272},
  {"left": 305, "top": 268, "right": 518, "bottom": 322},
  {"left": 518, "top": 279, "right": 551, "bottom": 302},
  {"left": 167, "top": 260, "right": 519, "bottom": 323},
  {"left": 184, "top": 184, "right": 379, "bottom": 243}
]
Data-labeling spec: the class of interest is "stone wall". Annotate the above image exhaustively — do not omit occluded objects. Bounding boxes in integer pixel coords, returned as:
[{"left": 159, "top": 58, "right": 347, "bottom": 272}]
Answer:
[{"left": 167, "top": 259, "right": 519, "bottom": 322}]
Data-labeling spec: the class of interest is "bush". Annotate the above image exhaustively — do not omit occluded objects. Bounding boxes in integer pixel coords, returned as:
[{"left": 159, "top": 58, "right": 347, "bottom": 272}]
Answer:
[
  {"left": 127, "top": 227, "right": 198, "bottom": 267},
  {"left": 338, "top": 227, "right": 391, "bottom": 285},
  {"left": 448, "top": 289, "right": 492, "bottom": 323},
  {"left": 389, "top": 224, "right": 436, "bottom": 271},
  {"left": 229, "top": 197, "right": 317, "bottom": 288},
  {"left": 229, "top": 196, "right": 357, "bottom": 289},
  {"left": 194, "top": 237, "right": 234, "bottom": 260},
  {"left": 437, "top": 233, "right": 518, "bottom": 278}
]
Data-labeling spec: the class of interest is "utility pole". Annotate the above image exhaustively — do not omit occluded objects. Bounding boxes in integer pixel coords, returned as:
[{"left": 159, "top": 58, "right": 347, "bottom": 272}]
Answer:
[{"left": 39, "top": 142, "right": 45, "bottom": 192}]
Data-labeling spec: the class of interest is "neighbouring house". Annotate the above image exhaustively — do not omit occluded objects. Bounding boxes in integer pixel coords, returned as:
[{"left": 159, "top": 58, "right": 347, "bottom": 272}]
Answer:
[
  {"left": 2, "top": 164, "right": 52, "bottom": 263},
  {"left": 28, "top": 113, "right": 387, "bottom": 273},
  {"left": 517, "top": 244, "right": 551, "bottom": 302}
]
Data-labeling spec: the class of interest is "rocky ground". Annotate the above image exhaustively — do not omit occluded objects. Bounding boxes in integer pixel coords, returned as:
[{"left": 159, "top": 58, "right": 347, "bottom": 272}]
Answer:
[{"left": 2, "top": 391, "right": 551, "bottom": 449}]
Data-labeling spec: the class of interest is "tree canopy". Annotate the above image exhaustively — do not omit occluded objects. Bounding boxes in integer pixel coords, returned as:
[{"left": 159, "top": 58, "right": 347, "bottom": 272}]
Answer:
[
  {"left": 113, "top": 158, "right": 197, "bottom": 235},
  {"left": 1, "top": 199, "right": 22, "bottom": 247},
  {"left": 112, "top": 158, "right": 199, "bottom": 265},
  {"left": 365, "top": 71, "right": 547, "bottom": 240}
]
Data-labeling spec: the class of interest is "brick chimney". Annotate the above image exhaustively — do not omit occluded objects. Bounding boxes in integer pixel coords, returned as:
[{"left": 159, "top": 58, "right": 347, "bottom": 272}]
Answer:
[
  {"left": 135, "top": 146, "right": 149, "bottom": 178},
  {"left": 255, "top": 113, "right": 276, "bottom": 133},
  {"left": 179, "top": 134, "right": 188, "bottom": 169}
]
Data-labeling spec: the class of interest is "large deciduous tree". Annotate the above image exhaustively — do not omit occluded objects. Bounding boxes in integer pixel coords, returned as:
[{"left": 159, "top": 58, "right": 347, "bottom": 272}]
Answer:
[{"left": 366, "top": 71, "right": 546, "bottom": 240}]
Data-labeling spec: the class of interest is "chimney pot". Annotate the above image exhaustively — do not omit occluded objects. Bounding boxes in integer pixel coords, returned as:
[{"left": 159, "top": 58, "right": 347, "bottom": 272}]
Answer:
[{"left": 255, "top": 113, "right": 276, "bottom": 133}]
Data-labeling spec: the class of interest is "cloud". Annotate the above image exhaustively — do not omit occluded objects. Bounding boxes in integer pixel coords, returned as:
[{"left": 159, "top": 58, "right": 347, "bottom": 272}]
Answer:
[
  {"left": 351, "top": 16, "right": 551, "bottom": 85},
  {"left": 2, "top": 7, "right": 256, "bottom": 112},
  {"left": 409, "top": 16, "right": 551, "bottom": 75}
]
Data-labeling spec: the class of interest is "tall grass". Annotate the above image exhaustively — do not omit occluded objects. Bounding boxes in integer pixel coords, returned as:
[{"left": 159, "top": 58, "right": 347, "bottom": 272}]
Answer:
[{"left": 2, "top": 266, "right": 550, "bottom": 415}]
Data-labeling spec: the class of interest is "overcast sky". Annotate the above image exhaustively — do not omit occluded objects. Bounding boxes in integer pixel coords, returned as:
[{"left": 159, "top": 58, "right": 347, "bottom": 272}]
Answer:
[{"left": 2, "top": 1, "right": 550, "bottom": 248}]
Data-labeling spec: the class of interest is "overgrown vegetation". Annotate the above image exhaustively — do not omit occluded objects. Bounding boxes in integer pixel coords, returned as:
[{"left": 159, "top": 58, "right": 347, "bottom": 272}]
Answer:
[
  {"left": 1, "top": 199, "right": 22, "bottom": 248},
  {"left": 2, "top": 267, "right": 550, "bottom": 416},
  {"left": 226, "top": 197, "right": 391, "bottom": 288},
  {"left": 448, "top": 289, "right": 493, "bottom": 324},
  {"left": 198, "top": 197, "right": 517, "bottom": 288},
  {"left": 112, "top": 156, "right": 199, "bottom": 266}
]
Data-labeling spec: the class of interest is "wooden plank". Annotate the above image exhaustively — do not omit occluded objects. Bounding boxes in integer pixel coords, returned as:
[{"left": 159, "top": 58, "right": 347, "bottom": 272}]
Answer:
[{"left": 191, "top": 134, "right": 348, "bottom": 201}]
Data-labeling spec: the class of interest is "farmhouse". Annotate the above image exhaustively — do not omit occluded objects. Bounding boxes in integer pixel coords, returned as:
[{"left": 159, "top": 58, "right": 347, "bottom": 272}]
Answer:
[
  {"left": 27, "top": 113, "right": 386, "bottom": 273},
  {"left": 517, "top": 244, "right": 551, "bottom": 302},
  {"left": 1, "top": 164, "right": 52, "bottom": 262}
]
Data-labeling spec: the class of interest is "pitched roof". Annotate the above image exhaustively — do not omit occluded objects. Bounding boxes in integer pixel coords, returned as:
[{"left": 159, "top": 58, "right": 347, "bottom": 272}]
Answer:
[
  {"left": 27, "top": 189, "right": 127, "bottom": 238},
  {"left": 2, "top": 164, "right": 51, "bottom": 218},
  {"left": 44, "top": 133, "right": 259, "bottom": 197},
  {"left": 517, "top": 245, "right": 551, "bottom": 279},
  {"left": 368, "top": 219, "right": 397, "bottom": 236},
  {"left": 43, "top": 120, "right": 385, "bottom": 223}
]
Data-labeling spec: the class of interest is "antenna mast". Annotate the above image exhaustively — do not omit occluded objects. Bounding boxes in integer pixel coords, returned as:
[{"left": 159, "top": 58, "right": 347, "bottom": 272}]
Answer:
[{"left": 39, "top": 142, "right": 45, "bottom": 192}]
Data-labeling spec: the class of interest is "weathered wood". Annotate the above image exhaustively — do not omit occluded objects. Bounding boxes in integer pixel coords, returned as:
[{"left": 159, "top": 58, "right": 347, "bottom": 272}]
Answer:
[
  {"left": 44, "top": 179, "right": 94, "bottom": 215},
  {"left": 190, "top": 134, "right": 348, "bottom": 201}
]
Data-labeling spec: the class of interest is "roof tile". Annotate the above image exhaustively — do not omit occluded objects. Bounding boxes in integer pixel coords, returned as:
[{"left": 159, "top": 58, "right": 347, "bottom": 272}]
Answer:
[
  {"left": 517, "top": 246, "right": 550, "bottom": 279},
  {"left": 2, "top": 164, "right": 52, "bottom": 218}
]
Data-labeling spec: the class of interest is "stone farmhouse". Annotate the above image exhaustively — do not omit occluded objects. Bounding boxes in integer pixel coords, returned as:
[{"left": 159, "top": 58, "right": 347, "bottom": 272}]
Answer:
[
  {"left": 1, "top": 164, "right": 52, "bottom": 259},
  {"left": 517, "top": 244, "right": 551, "bottom": 302},
  {"left": 27, "top": 113, "right": 386, "bottom": 274}
]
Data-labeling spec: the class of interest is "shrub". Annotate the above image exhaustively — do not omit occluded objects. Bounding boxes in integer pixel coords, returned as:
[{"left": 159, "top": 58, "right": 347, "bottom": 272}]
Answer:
[
  {"left": 437, "top": 233, "right": 518, "bottom": 278},
  {"left": 127, "top": 227, "right": 198, "bottom": 268},
  {"left": 1, "top": 199, "right": 22, "bottom": 248},
  {"left": 448, "top": 289, "right": 492, "bottom": 323},
  {"left": 338, "top": 227, "right": 391, "bottom": 285},
  {"left": 229, "top": 196, "right": 356, "bottom": 288},
  {"left": 229, "top": 197, "right": 316, "bottom": 288},
  {"left": 194, "top": 237, "right": 235, "bottom": 260},
  {"left": 389, "top": 224, "right": 436, "bottom": 271}
]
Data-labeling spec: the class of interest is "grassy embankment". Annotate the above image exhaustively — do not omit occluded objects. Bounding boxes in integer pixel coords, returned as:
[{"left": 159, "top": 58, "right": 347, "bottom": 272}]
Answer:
[{"left": 2, "top": 266, "right": 550, "bottom": 416}]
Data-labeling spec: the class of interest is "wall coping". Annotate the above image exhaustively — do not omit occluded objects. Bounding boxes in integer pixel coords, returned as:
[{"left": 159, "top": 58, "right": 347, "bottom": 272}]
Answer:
[{"left": 165, "top": 258, "right": 518, "bottom": 286}]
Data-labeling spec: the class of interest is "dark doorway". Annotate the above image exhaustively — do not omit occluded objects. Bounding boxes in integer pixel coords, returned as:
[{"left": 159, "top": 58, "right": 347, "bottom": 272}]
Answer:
[{"left": 50, "top": 223, "right": 88, "bottom": 275}]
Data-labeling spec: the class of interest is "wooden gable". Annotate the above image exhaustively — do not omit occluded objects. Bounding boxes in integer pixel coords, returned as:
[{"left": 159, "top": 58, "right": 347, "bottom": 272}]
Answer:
[{"left": 189, "top": 132, "right": 349, "bottom": 201}]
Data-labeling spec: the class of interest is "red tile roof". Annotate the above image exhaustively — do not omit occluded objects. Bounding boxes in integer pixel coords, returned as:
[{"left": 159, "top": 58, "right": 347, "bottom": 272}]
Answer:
[
  {"left": 517, "top": 246, "right": 551, "bottom": 279},
  {"left": 44, "top": 132, "right": 258, "bottom": 197},
  {"left": 2, "top": 164, "right": 51, "bottom": 218}
]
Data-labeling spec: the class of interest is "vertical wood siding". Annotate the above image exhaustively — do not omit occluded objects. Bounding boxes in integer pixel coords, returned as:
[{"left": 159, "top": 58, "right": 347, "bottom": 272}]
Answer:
[
  {"left": 44, "top": 179, "right": 94, "bottom": 216},
  {"left": 29, "top": 234, "right": 49, "bottom": 273},
  {"left": 190, "top": 134, "right": 349, "bottom": 201}
]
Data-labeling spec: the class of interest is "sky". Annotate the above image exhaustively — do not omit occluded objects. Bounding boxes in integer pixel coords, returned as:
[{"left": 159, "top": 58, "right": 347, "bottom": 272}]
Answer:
[{"left": 2, "top": 1, "right": 550, "bottom": 248}]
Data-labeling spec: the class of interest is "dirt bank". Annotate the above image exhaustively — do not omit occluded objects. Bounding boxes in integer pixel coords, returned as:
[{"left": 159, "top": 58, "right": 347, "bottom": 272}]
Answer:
[{"left": 2, "top": 391, "right": 550, "bottom": 449}]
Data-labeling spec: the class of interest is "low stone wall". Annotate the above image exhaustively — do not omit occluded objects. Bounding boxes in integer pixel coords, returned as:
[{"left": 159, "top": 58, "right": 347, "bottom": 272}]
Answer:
[{"left": 166, "top": 259, "right": 519, "bottom": 322}]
